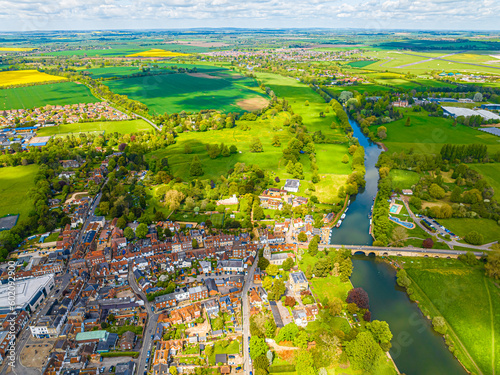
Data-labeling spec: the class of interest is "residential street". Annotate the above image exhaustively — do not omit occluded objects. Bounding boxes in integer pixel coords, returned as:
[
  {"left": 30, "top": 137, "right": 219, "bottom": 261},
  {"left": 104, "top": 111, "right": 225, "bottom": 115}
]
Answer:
[
  {"left": 128, "top": 266, "right": 159, "bottom": 375},
  {"left": 242, "top": 255, "right": 258, "bottom": 375}
]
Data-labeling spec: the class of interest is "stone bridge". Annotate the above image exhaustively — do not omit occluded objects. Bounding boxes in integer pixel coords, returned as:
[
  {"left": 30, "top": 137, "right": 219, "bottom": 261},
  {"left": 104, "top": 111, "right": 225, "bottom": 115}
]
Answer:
[{"left": 317, "top": 244, "right": 485, "bottom": 259}]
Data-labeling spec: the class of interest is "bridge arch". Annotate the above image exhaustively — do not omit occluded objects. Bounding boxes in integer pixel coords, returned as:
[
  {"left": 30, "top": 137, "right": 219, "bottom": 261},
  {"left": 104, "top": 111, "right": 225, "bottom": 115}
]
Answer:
[
  {"left": 368, "top": 252, "right": 376, "bottom": 257},
  {"left": 353, "top": 250, "right": 367, "bottom": 256}
]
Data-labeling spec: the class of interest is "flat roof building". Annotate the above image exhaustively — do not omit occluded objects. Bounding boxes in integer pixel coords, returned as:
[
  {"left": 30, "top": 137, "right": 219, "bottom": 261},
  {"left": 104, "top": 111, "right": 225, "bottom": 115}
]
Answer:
[{"left": 0, "top": 274, "right": 55, "bottom": 313}]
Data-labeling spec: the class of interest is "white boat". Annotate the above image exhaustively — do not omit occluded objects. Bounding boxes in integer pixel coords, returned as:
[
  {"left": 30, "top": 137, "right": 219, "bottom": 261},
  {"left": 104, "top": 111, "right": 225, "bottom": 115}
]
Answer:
[
  {"left": 336, "top": 220, "right": 342, "bottom": 228},
  {"left": 341, "top": 213, "right": 346, "bottom": 220}
]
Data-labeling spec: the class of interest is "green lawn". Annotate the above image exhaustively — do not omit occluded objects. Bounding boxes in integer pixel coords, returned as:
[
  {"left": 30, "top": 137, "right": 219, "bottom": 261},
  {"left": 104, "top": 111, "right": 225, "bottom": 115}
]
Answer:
[
  {"left": 209, "top": 340, "right": 240, "bottom": 365},
  {"left": 469, "top": 163, "right": 500, "bottom": 199},
  {"left": 105, "top": 70, "right": 267, "bottom": 114},
  {"left": 0, "top": 165, "right": 39, "bottom": 221},
  {"left": 403, "top": 257, "right": 500, "bottom": 375},
  {"left": 370, "top": 109, "right": 500, "bottom": 155},
  {"left": 36, "top": 119, "right": 153, "bottom": 136},
  {"left": 0, "top": 81, "right": 99, "bottom": 110},
  {"left": 439, "top": 218, "right": 500, "bottom": 244},
  {"left": 389, "top": 169, "right": 421, "bottom": 191},
  {"left": 299, "top": 253, "right": 353, "bottom": 302}
]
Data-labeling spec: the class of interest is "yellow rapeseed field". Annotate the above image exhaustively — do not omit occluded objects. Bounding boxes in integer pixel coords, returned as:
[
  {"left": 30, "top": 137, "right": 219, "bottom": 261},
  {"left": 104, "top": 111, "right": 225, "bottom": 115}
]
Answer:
[
  {"left": 0, "top": 70, "right": 67, "bottom": 87},
  {"left": 127, "top": 49, "right": 190, "bottom": 58},
  {"left": 0, "top": 47, "right": 34, "bottom": 51}
]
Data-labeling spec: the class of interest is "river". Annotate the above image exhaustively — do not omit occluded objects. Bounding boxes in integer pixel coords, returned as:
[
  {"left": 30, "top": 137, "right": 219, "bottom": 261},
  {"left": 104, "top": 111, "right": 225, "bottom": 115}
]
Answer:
[{"left": 330, "top": 118, "right": 467, "bottom": 375}]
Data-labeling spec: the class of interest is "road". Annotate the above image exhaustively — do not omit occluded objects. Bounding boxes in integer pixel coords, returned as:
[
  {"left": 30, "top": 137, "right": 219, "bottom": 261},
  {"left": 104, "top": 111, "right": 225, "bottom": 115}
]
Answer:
[
  {"left": 242, "top": 256, "right": 258, "bottom": 375},
  {"left": 400, "top": 197, "right": 496, "bottom": 251},
  {"left": 0, "top": 182, "right": 105, "bottom": 375},
  {"left": 128, "top": 266, "right": 159, "bottom": 375},
  {"left": 82, "top": 81, "right": 160, "bottom": 132},
  {"left": 319, "top": 243, "right": 485, "bottom": 257}
]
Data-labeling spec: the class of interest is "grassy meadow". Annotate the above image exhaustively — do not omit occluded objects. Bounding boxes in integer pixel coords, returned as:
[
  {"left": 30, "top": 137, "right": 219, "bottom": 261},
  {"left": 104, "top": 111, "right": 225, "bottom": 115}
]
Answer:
[
  {"left": 0, "top": 165, "right": 39, "bottom": 221},
  {"left": 0, "top": 69, "right": 66, "bottom": 87},
  {"left": 147, "top": 72, "right": 352, "bottom": 203},
  {"left": 403, "top": 257, "right": 500, "bottom": 375},
  {"left": 0, "top": 81, "right": 99, "bottom": 110},
  {"left": 105, "top": 70, "right": 267, "bottom": 114},
  {"left": 389, "top": 169, "right": 421, "bottom": 191},
  {"left": 469, "top": 163, "right": 500, "bottom": 199},
  {"left": 438, "top": 218, "right": 500, "bottom": 244},
  {"left": 36, "top": 119, "right": 153, "bottom": 137},
  {"left": 370, "top": 109, "right": 500, "bottom": 155}
]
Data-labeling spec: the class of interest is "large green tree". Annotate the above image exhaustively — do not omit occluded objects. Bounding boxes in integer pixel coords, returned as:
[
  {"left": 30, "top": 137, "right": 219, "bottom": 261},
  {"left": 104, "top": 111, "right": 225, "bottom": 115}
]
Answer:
[
  {"left": 345, "top": 332, "right": 384, "bottom": 372},
  {"left": 189, "top": 155, "right": 204, "bottom": 176}
]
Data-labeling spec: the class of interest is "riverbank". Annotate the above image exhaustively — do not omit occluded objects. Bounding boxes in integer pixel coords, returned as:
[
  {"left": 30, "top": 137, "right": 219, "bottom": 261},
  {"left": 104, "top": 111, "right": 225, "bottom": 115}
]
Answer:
[{"left": 392, "top": 256, "right": 499, "bottom": 375}]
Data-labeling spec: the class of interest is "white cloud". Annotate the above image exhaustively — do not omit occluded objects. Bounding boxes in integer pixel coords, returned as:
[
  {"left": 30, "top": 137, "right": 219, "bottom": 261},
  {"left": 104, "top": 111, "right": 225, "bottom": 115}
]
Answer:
[{"left": 0, "top": 0, "right": 498, "bottom": 30}]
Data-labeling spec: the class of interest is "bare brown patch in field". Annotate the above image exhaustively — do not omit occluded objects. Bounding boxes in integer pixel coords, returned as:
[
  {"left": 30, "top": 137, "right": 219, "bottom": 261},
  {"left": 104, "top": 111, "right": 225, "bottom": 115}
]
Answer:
[
  {"left": 440, "top": 171, "right": 454, "bottom": 183},
  {"left": 237, "top": 97, "right": 269, "bottom": 111},
  {"left": 187, "top": 73, "right": 221, "bottom": 79},
  {"left": 21, "top": 338, "right": 57, "bottom": 368}
]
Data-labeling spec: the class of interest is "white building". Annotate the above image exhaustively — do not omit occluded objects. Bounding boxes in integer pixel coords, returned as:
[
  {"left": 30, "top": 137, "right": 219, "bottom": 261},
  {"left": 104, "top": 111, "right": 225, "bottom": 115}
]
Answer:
[
  {"left": 0, "top": 274, "right": 55, "bottom": 314},
  {"left": 283, "top": 179, "right": 300, "bottom": 193}
]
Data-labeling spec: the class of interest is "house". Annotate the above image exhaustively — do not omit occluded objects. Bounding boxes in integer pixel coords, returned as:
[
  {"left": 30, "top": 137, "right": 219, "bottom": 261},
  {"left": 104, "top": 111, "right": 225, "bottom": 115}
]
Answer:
[
  {"left": 119, "top": 331, "right": 136, "bottom": 350},
  {"left": 203, "top": 299, "right": 220, "bottom": 318},
  {"left": 199, "top": 260, "right": 212, "bottom": 274},
  {"left": 215, "top": 354, "right": 227, "bottom": 365},
  {"left": 189, "top": 285, "right": 208, "bottom": 301},
  {"left": 283, "top": 179, "right": 300, "bottom": 193},
  {"left": 292, "top": 309, "right": 308, "bottom": 327},
  {"left": 289, "top": 272, "right": 308, "bottom": 293}
]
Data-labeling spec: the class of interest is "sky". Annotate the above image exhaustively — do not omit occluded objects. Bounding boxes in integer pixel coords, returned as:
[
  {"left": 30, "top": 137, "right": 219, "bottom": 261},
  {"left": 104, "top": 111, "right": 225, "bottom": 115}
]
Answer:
[{"left": 0, "top": 0, "right": 499, "bottom": 31}]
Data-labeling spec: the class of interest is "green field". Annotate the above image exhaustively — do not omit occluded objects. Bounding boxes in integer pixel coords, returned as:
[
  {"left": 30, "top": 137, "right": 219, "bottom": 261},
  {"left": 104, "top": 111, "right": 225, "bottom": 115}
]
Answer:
[
  {"left": 105, "top": 70, "right": 267, "bottom": 114},
  {"left": 469, "top": 163, "right": 500, "bottom": 199},
  {"left": 0, "top": 165, "right": 39, "bottom": 221},
  {"left": 36, "top": 119, "right": 153, "bottom": 136},
  {"left": 370, "top": 109, "right": 500, "bottom": 155},
  {"left": 326, "top": 84, "right": 394, "bottom": 95},
  {"left": 403, "top": 257, "right": 500, "bottom": 375},
  {"left": 0, "top": 81, "right": 99, "bottom": 110},
  {"left": 42, "top": 43, "right": 209, "bottom": 57},
  {"left": 146, "top": 73, "right": 351, "bottom": 203},
  {"left": 439, "top": 218, "right": 500, "bottom": 244},
  {"left": 361, "top": 50, "right": 500, "bottom": 75},
  {"left": 389, "top": 169, "right": 421, "bottom": 191}
]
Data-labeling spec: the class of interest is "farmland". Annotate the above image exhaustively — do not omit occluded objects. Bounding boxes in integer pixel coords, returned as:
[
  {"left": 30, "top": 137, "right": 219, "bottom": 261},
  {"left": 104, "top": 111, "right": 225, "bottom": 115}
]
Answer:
[
  {"left": 0, "top": 69, "right": 66, "bottom": 87},
  {"left": 0, "top": 165, "right": 39, "bottom": 221},
  {"left": 360, "top": 50, "right": 500, "bottom": 75},
  {"left": 105, "top": 70, "right": 268, "bottom": 114},
  {"left": 126, "top": 49, "right": 189, "bottom": 58},
  {"left": 145, "top": 72, "right": 351, "bottom": 203},
  {"left": 0, "top": 81, "right": 99, "bottom": 110},
  {"left": 0, "top": 47, "right": 34, "bottom": 51},
  {"left": 35, "top": 119, "right": 153, "bottom": 137},
  {"left": 403, "top": 257, "right": 500, "bottom": 375}
]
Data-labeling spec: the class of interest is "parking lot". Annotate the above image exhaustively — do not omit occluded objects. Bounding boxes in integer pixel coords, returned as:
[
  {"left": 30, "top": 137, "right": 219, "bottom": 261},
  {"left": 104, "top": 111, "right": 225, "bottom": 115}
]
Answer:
[{"left": 86, "top": 356, "right": 137, "bottom": 374}]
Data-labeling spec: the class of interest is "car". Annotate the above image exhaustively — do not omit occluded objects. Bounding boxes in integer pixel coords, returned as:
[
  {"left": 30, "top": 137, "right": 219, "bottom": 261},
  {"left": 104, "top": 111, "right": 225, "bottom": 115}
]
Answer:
[
  {"left": 99, "top": 368, "right": 104, "bottom": 373},
  {"left": 146, "top": 358, "right": 149, "bottom": 364},
  {"left": 151, "top": 335, "right": 154, "bottom": 340},
  {"left": 147, "top": 351, "right": 150, "bottom": 357}
]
